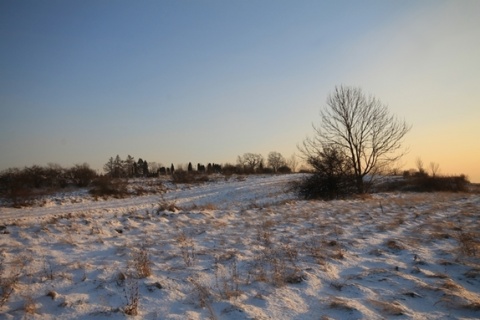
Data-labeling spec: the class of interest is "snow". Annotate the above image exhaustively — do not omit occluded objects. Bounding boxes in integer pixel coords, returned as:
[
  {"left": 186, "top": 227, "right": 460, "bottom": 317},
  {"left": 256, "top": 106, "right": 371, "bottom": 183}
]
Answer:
[{"left": 0, "top": 174, "right": 479, "bottom": 319}]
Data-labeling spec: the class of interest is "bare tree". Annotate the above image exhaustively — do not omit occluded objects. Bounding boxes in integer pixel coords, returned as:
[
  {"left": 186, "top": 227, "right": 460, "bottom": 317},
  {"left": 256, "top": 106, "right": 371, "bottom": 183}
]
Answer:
[
  {"left": 300, "top": 85, "right": 410, "bottom": 193},
  {"left": 287, "top": 153, "right": 298, "bottom": 173},
  {"left": 429, "top": 162, "right": 440, "bottom": 177},
  {"left": 267, "top": 151, "right": 286, "bottom": 173},
  {"left": 416, "top": 157, "right": 425, "bottom": 175},
  {"left": 237, "top": 153, "right": 264, "bottom": 173}
]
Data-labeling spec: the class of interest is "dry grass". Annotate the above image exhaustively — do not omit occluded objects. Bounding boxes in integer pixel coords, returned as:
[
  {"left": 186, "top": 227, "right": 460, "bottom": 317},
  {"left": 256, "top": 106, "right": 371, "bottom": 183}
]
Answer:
[
  {"left": 131, "top": 246, "right": 152, "bottom": 278},
  {"left": 188, "top": 277, "right": 218, "bottom": 320},
  {"left": 23, "top": 294, "right": 37, "bottom": 315},
  {"left": 457, "top": 231, "right": 478, "bottom": 257},
  {"left": 176, "top": 231, "right": 196, "bottom": 267},
  {"left": 327, "top": 297, "right": 357, "bottom": 311},
  {"left": 436, "top": 294, "right": 480, "bottom": 311},
  {"left": 0, "top": 263, "right": 20, "bottom": 308},
  {"left": 368, "top": 299, "right": 406, "bottom": 315},
  {"left": 386, "top": 239, "right": 405, "bottom": 251},
  {"left": 156, "top": 196, "right": 179, "bottom": 213},
  {"left": 214, "top": 255, "right": 242, "bottom": 299},
  {"left": 123, "top": 278, "right": 139, "bottom": 316}
]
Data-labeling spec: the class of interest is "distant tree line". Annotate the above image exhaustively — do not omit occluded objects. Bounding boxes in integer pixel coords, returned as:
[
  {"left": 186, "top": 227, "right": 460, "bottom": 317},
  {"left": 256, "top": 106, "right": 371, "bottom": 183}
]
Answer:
[
  {"left": 235, "top": 152, "right": 293, "bottom": 174},
  {"left": 103, "top": 155, "right": 151, "bottom": 178},
  {"left": 0, "top": 152, "right": 297, "bottom": 206},
  {"left": 103, "top": 152, "right": 295, "bottom": 177},
  {"left": 0, "top": 163, "right": 97, "bottom": 206}
]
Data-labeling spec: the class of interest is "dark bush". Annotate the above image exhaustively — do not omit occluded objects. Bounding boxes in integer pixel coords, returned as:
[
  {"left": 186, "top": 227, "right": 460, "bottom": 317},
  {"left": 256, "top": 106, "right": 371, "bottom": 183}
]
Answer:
[
  {"left": 277, "top": 165, "right": 292, "bottom": 174},
  {"left": 294, "top": 146, "right": 356, "bottom": 200},
  {"left": 171, "top": 171, "right": 208, "bottom": 184},
  {"left": 260, "top": 167, "right": 275, "bottom": 174},
  {"left": 90, "top": 176, "right": 128, "bottom": 198},
  {"left": 294, "top": 173, "right": 356, "bottom": 200},
  {"left": 0, "top": 168, "right": 38, "bottom": 207},
  {"left": 222, "top": 163, "right": 241, "bottom": 175},
  {"left": 377, "top": 174, "right": 470, "bottom": 193},
  {"left": 407, "top": 175, "right": 469, "bottom": 192},
  {"left": 67, "top": 163, "right": 97, "bottom": 187}
]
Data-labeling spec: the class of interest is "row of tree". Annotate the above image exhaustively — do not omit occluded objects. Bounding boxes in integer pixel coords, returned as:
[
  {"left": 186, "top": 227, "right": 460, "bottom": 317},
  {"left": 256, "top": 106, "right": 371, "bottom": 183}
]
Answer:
[
  {"left": 0, "top": 163, "right": 97, "bottom": 194},
  {"left": 103, "top": 155, "right": 150, "bottom": 178},
  {"left": 236, "top": 152, "right": 294, "bottom": 174},
  {"left": 102, "top": 152, "right": 297, "bottom": 177}
]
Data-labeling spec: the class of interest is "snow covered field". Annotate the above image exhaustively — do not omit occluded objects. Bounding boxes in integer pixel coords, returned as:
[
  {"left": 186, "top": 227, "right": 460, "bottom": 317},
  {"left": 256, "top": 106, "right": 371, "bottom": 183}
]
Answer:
[{"left": 0, "top": 174, "right": 479, "bottom": 319}]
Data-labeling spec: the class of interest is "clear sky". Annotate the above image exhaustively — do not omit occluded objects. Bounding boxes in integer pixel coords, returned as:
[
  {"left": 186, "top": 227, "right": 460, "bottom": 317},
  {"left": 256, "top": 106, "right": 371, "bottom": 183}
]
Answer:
[{"left": 1, "top": 0, "right": 479, "bottom": 182}]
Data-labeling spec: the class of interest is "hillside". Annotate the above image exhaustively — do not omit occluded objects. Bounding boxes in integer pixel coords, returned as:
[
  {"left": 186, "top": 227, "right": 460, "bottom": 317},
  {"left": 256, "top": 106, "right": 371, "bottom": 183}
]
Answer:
[{"left": 1, "top": 174, "right": 479, "bottom": 319}]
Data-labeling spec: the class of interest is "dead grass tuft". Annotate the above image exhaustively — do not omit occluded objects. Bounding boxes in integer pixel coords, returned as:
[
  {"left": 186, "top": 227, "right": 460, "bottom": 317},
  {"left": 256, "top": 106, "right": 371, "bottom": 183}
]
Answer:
[
  {"left": 0, "top": 256, "right": 23, "bottom": 308},
  {"left": 437, "top": 294, "right": 480, "bottom": 311},
  {"left": 188, "top": 277, "right": 218, "bottom": 319},
  {"left": 23, "top": 294, "right": 37, "bottom": 315},
  {"left": 441, "top": 279, "right": 462, "bottom": 291},
  {"left": 456, "top": 231, "right": 478, "bottom": 257},
  {"left": 369, "top": 299, "right": 405, "bottom": 315},
  {"left": 214, "top": 255, "right": 242, "bottom": 299},
  {"left": 123, "top": 278, "right": 139, "bottom": 316},
  {"left": 156, "top": 196, "right": 179, "bottom": 213},
  {"left": 176, "top": 231, "right": 196, "bottom": 267},
  {"left": 328, "top": 297, "right": 357, "bottom": 311},
  {"left": 131, "top": 247, "right": 152, "bottom": 278},
  {"left": 386, "top": 239, "right": 405, "bottom": 251}
]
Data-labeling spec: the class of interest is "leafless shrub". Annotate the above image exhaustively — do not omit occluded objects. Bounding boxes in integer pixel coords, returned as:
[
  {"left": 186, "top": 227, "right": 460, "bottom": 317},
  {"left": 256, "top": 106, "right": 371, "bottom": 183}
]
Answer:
[
  {"left": 0, "top": 258, "right": 21, "bottom": 308},
  {"left": 156, "top": 195, "right": 179, "bottom": 213},
  {"left": 254, "top": 217, "right": 277, "bottom": 249},
  {"left": 303, "top": 237, "right": 327, "bottom": 266},
  {"left": 90, "top": 176, "right": 128, "bottom": 199},
  {"left": 214, "top": 254, "right": 242, "bottom": 299},
  {"left": 251, "top": 241, "right": 304, "bottom": 287},
  {"left": 123, "top": 278, "right": 139, "bottom": 316},
  {"left": 131, "top": 247, "right": 152, "bottom": 278},
  {"left": 189, "top": 277, "right": 218, "bottom": 319},
  {"left": 42, "top": 257, "right": 55, "bottom": 281},
  {"left": 177, "top": 232, "right": 196, "bottom": 267}
]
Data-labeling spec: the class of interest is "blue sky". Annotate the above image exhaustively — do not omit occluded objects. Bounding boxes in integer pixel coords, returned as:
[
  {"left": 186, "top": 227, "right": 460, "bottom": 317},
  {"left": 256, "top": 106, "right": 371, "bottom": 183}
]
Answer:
[{"left": 1, "top": 0, "right": 479, "bottom": 181}]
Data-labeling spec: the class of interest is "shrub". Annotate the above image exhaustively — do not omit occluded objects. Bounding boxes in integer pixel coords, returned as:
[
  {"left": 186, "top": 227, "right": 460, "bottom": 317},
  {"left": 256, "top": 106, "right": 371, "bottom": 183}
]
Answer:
[
  {"left": 294, "top": 146, "right": 357, "bottom": 200},
  {"left": 412, "top": 175, "right": 469, "bottom": 192},
  {"left": 171, "top": 171, "right": 208, "bottom": 184},
  {"left": 277, "top": 165, "right": 292, "bottom": 174},
  {"left": 378, "top": 174, "right": 470, "bottom": 193},
  {"left": 89, "top": 176, "right": 128, "bottom": 198},
  {"left": 66, "top": 163, "right": 97, "bottom": 187},
  {"left": 0, "top": 168, "right": 36, "bottom": 207}
]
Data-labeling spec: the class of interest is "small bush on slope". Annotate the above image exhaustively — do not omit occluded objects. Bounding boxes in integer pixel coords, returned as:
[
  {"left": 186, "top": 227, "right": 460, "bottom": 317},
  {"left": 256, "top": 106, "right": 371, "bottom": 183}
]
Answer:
[{"left": 89, "top": 176, "right": 128, "bottom": 198}]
